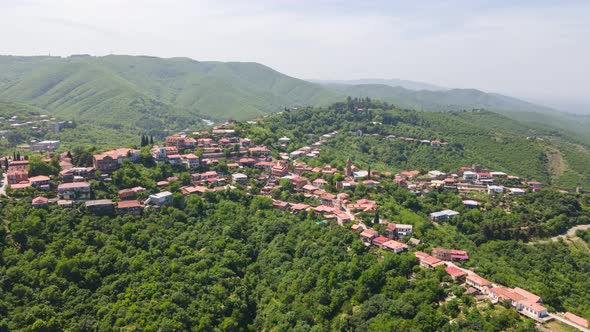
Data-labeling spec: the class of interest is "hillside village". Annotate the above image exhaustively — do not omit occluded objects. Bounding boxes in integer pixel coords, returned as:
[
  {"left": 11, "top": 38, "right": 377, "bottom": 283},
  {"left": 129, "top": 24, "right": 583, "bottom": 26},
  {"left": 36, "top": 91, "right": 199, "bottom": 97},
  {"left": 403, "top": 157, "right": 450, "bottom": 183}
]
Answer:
[{"left": 2, "top": 120, "right": 589, "bottom": 331}]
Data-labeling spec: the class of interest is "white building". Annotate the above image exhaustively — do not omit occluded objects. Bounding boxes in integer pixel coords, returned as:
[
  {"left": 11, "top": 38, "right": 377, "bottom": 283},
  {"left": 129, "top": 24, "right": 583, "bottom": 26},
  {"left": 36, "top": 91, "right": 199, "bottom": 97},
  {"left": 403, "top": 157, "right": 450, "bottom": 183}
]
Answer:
[
  {"left": 146, "top": 191, "right": 173, "bottom": 206},
  {"left": 232, "top": 173, "right": 248, "bottom": 185},
  {"left": 463, "top": 171, "right": 477, "bottom": 180},
  {"left": 30, "top": 140, "right": 61, "bottom": 152},
  {"left": 487, "top": 185, "right": 504, "bottom": 195},
  {"left": 395, "top": 224, "right": 413, "bottom": 236},
  {"left": 430, "top": 210, "right": 460, "bottom": 222},
  {"left": 182, "top": 154, "right": 200, "bottom": 169}
]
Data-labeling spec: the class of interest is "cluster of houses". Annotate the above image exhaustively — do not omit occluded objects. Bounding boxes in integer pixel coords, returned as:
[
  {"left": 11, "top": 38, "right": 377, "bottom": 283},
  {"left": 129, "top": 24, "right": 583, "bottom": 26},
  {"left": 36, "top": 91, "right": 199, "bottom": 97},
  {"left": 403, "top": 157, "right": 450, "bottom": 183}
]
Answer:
[
  {"left": 392, "top": 163, "right": 542, "bottom": 197},
  {"left": 352, "top": 221, "right": 414, "bottom": 253},
  {"left": 414, "top": 250, "right": 551, "bottom": 321}
]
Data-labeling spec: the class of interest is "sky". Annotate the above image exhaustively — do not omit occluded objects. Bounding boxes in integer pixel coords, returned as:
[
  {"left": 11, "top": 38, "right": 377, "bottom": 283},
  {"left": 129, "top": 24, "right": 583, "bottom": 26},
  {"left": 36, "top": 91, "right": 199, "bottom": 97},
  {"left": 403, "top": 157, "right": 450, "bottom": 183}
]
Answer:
[{"left": 0, "top": 0, "right": 589, "bottom": 111}]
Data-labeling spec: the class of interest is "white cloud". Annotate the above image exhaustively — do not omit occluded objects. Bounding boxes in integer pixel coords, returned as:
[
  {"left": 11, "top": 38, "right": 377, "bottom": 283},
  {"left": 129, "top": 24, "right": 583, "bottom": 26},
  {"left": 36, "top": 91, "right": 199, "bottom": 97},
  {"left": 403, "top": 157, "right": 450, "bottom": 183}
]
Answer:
[{"left": 0, "top": 0, "right": 588, "bottom": 102}]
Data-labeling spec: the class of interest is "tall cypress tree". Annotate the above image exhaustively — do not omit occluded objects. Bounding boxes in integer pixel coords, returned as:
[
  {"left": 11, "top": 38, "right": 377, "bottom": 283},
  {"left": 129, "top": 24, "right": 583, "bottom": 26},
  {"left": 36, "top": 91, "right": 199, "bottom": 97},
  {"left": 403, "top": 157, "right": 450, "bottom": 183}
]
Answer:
[{"left": 150, "top": 136, "right": 154, "bottom": 145}]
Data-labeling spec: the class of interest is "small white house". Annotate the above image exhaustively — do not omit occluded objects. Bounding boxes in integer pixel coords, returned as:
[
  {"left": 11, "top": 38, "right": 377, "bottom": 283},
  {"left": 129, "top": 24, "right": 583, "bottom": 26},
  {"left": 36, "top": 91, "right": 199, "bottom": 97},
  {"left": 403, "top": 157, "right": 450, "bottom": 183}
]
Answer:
[
  {"left": 232, "top": 173, "right": 248, "bottom": 185},
  {"left": 487, "top": 185, "right": 504, "bottom": 195},
  {"left": 146, "top": 191, "right": 173, "bottom": 206},
  {"left": 395, "top": 224, "right": 413, "bottom": 236},
  {"left": 463, "top": 171, "right": 477, "bottom": 180},
  {"left": 430, "top": 210, "right": 460, "bottom": 222}
]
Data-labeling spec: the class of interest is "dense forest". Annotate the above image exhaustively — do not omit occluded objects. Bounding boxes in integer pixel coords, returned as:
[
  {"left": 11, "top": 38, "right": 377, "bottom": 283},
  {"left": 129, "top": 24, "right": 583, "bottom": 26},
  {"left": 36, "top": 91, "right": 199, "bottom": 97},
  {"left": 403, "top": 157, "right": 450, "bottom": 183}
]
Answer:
[
  {"left": 1, "top": 100, "right": 590, "bottom": 330},
  {"left": 0, "top": 188, "right": 541, "bottom": 331}
]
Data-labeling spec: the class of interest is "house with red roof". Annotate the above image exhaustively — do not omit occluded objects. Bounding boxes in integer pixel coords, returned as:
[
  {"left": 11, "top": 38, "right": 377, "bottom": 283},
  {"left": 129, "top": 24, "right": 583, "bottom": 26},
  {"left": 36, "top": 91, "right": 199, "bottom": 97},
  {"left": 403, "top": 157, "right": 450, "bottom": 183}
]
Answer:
[
  {"left": 290, "top": 177, "right": 307, "bottom": 189},
  {"left": 9, "top": 160, "right": 29, "bottom": 171},
  {"left": 563, "top": 313, "right": 589, "bottom": 328},
  {"left": 519, "top": 300, "right": 548, "bottom": 318},
  {"left": 382, "top": 240, "right": 408, "bottom": 254},
  {"left": 272, "top": 200, "right": 289, "bottom": 211},
  {"left": 117, "top": 200, "right": 142, "bottom": 215},
  {"left": 93, "top": 148, "right": 140, "bottom": 173},
  {"left": 118, "top": 189, "right": 136, "bottom": 199},
  {"left": 360, "top": 229, "right": 379, "bottom": 243},
  {"left": 466, "top": 274, "right": 492, "bottom": 293},
  {"left": 7, "top": 169, "right": 28, "bottom": 185},
  {"left": 60, "top": 169, "right": 74, "bottom": 183},
  {"left": 32, "top": 196, "right": 49, "bottom": 208},
  {"left": 417, "top": 254, "right": 444, "bottom": 269},
  {"left": 182, "top": 185, "right": 209, "bottom": 196},
  {"left": 29, "top": 175, "right": 50, "bottom": 189},
  {"left": 372, "top": 235, "right": 390, "bottom": 247},
  {"left": 312, "top": 178, "right": 328, "bottom": 189},
  {"left": 445, "top": 266, "right": 468, "bottom": 281},
  {"left": 432, "top": 248, "right": 469, "bottom": 262},
  {"left": 320, "top": 192, "right": 337, "bottom": 206},
  {"left": 57, "top": 182, "right": 91, "bottom": 200},
  {"left": 290, "top": 203, "right": 310, "bottom": 213},
  {"left": 272, "top": 164, "right": 289, "bottom": 177}
]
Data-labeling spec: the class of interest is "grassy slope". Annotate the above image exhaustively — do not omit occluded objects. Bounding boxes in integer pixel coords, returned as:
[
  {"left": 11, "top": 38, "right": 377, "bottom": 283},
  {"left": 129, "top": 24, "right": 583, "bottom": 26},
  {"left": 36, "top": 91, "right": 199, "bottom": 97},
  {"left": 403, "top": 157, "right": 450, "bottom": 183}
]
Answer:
[{"left": 0, "top": 55, "right": 341, "bottom": 122}]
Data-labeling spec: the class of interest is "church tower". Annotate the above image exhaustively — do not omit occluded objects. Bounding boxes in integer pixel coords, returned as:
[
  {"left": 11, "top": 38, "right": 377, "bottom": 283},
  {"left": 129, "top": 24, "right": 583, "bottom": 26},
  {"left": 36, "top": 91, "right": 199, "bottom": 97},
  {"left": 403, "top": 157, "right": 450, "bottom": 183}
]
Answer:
[{"left": 345, "top": 157, "right": 352, "bottom": 177}]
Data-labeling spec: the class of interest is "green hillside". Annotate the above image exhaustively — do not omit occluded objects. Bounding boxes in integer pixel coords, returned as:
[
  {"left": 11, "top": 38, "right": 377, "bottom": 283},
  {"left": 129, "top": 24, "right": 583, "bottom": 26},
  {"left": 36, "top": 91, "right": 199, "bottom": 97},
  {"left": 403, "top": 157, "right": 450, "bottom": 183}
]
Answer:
[
  {"left": 323, "top": 83, "right": 590, "bottom": 144},
  {"left": 0, "top": 55, "right": 340, "bottom": 123},
  {"left": 1, "top": 55, "right": 587, "bottom": 130},
  {"left": 0, "top": 54, "right": 587, "bottom": 148},
  {"left": 247, "top": 99, "right": 590, "bottom": 188}
]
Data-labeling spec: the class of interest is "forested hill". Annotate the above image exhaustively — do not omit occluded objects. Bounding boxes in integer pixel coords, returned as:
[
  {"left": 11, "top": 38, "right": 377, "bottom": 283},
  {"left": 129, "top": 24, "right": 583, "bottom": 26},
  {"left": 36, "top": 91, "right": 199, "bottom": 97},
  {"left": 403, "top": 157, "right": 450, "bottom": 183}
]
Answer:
[
  {"left": 320, "top": 83, "right": 590, "bottom": 144},
  {"left": 1, "top": 55, "right": 586, "bottom": 142},
  {"left": 0, "top": 55, "right": 339, "bottom": 124},
  {"left": 246, "top": 99, "right": 590, "bottom": 188}
]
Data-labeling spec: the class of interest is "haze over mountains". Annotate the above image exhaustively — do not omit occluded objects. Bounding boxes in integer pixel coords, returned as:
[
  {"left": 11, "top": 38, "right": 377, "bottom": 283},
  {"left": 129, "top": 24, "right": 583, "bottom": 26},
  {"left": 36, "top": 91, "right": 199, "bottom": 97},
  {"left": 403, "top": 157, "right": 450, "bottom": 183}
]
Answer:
[
  {"left": 308, "top": 78, "right": 447, "bottom": 91},
  {"left": 0, "top": 54, "right": 588, "bottom": 142}
]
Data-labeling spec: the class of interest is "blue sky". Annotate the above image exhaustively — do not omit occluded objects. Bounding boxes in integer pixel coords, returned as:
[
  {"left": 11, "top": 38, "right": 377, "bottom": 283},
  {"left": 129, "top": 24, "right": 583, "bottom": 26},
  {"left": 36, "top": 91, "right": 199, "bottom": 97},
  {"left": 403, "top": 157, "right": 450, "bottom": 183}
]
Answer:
[{"left": 0, "top": 0, "right": 588, "bottom": 111}]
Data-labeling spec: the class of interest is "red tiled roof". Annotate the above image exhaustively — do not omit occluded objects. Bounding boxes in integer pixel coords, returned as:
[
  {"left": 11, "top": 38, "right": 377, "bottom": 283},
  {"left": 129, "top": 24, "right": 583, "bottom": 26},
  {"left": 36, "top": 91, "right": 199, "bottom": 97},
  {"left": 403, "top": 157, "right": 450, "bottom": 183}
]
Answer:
[
  {"left": 445, "top": 266, "right": 468, "bottom": 278},
  {"left": 383, "top": 240, "right": 408, "bottom": 251},
  {"left": 373, "top": 236, "right": 390, "bottom": 245},
  {"left": 290, "top": 203, "right": 310, "bottom": 211},
  {"left": 467, "top": 274, "right": 491, "bottom": 286},
  {"left": 10, "top": 183, "right": 31, "bottom": 189},
  {"left": 32, "top": 196, "right": 49, "bottom": 204},
  {"left": 29, "top": 175, "right": 50, "bottom": 182},
  {"left": 94, "top": 148, "right": 138, "bottom": 161},
  {"left": 117, "top": 200, "right": 142, "bottom": 209},
  {"left": 421, "top": 255, "right": 443, "bottom": 266},
  {"left": 520, "top": 299, "right": 547, "bottom": 313},
  {"left": 564, "top": 313, "right": 589, "bottom": 328},
  {"left": 360, "top": 229, "right": 379, "bottom": 238},
  {"left": 58, "top": 182, "right": 90, "bottom": 189}
]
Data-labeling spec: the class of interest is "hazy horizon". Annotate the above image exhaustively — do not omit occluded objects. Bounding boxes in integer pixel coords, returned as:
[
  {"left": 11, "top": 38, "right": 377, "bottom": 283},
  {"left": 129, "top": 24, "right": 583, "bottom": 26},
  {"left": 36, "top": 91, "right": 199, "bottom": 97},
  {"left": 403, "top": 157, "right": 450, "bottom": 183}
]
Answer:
[{"left": 0, "top": 0, "right": 589, "bottom": 112}]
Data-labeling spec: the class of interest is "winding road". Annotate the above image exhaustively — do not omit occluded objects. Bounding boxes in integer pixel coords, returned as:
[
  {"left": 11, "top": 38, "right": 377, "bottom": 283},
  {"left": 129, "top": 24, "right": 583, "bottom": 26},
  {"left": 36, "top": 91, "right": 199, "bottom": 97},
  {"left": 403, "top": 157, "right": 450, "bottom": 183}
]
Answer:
[{"left": 550, "top": 224, "right": 590, "bottom": 242}]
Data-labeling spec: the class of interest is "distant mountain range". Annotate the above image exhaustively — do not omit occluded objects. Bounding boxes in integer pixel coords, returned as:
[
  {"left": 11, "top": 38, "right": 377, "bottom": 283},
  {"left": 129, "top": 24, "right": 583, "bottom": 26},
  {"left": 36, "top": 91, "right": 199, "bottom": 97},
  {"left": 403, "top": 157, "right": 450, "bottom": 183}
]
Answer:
[
  {"left": 308, "top": 78, "right": 447, "bottom": 91},
  {"left": 0, "top": 54, "right": 588, "bottom": 143}
]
